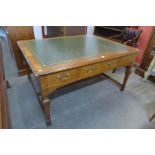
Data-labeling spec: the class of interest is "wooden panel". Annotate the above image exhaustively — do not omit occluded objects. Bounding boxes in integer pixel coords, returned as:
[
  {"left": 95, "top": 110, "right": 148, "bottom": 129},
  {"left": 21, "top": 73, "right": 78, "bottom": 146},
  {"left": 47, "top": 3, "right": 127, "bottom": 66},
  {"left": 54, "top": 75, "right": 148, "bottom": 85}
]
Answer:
[
  {"left": 65, "top": 26, "right": 87, "bottom": 36},
  {"left": 7, "top": 26, "right": 34, "bottom": 75},
  {"left": 0, "top": 41, "right": 11, "bottom": 129},
  {"left": 44, "top": 26, "right": 87, "bottom": 37},
  {"left": 39, "top": 75, "right": 49, "bottom": 97},
  {"left": 46, "top": 26, "right": 65, "bottom": 37}
]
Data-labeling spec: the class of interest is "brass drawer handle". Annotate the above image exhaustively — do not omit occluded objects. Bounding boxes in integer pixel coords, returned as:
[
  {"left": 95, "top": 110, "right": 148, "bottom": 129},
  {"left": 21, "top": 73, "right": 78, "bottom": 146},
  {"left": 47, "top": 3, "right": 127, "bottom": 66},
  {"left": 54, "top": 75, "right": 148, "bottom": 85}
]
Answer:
[{"left": 57, "top": 72, "right": 70, "bottom": 80}]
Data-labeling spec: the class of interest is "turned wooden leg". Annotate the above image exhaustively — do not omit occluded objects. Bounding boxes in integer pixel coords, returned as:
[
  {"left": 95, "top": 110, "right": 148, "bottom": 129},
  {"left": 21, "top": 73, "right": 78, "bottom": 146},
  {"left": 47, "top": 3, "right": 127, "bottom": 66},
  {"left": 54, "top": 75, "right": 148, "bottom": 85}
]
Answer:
[
  {"left": 120, "top": 66, "right": 132, "bottom": 91},
  {"left": 42, "top": 97, "right": 51, "bottom": 126}
]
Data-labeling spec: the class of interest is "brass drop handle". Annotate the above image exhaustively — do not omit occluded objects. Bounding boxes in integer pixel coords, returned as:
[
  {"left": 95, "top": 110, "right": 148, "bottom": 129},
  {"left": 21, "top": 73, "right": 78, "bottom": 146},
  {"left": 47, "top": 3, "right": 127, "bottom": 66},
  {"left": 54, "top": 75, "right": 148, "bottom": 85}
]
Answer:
[{"left": 57, "top": 72, "right": 70, "bottom": 80}]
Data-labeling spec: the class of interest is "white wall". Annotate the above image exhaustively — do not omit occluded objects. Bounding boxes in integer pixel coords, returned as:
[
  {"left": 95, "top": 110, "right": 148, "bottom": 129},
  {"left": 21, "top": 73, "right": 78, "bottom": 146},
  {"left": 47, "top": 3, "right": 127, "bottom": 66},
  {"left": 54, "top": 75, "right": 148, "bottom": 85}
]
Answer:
[
  {"left": 87, "top": 26, "right": 94, "bottom": 35},
  {"left": 33, "top": 26, "right": 43, "bottom": 39},
  {"left": 44, "top": 26, "right": 47, "bottom": 36}
]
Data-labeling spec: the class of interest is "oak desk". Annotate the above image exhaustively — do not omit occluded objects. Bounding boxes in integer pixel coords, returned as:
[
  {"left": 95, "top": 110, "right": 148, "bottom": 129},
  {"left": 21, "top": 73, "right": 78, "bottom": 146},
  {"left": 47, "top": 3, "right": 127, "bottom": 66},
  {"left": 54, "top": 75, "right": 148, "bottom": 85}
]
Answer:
[{"left": 17, "top": 35, "right": 138, "bottom": 126}]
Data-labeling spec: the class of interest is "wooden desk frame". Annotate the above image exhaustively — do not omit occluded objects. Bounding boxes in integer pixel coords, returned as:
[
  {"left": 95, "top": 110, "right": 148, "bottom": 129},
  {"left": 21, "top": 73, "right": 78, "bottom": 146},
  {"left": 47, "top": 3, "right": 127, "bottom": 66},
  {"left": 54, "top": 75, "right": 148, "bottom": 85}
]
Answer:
[
  {"left": 0, "top": 41, "right": 11, "bottom": 129},
  {"left": 17, "top": 35, "right": 138, "bottom": 126}
]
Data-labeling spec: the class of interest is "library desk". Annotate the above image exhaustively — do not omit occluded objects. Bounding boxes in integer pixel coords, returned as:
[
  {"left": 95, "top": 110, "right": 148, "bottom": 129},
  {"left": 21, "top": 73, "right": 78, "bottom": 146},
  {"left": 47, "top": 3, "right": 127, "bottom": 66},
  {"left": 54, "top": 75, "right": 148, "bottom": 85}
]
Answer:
[{"left": 17, "top": 35, "right": 138, "bottom": 126}]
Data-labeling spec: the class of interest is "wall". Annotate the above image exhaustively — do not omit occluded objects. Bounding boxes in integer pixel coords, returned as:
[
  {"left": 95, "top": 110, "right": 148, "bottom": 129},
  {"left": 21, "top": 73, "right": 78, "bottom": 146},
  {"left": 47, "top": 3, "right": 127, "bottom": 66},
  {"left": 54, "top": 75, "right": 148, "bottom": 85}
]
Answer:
[
  {"left": 87, "top": 26, "right": 94, "bottom": 35},
  {"left": 135, "top": 26, "right": 154, "bottom": 64},
  {"left": 33, "top": 26, "right": 43, "bottom": 39}
]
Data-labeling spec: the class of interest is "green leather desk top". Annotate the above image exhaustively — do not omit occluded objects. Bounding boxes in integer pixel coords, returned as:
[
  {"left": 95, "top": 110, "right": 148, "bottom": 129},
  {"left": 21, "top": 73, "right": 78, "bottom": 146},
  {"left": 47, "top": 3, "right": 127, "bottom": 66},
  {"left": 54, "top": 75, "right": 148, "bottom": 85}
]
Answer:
[{"left": 23, "top": 35, "right": 128, "bottom": 67}]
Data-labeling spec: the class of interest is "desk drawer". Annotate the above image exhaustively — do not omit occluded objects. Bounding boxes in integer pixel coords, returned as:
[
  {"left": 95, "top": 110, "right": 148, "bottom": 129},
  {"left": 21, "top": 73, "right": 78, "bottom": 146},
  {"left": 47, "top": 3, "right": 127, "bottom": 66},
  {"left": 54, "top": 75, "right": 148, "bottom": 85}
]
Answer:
[
  {"left": 99, "top": 59, "right": 118, "bottom": 72},
  {"left": 118, "top": 55, "right": 135, "bottom": 66},
  {"left": 79, "top": 64, "right": 100, "bottom": 79},
  {"left": 47, "top": 69, "right": 78, "bottom": 86}
]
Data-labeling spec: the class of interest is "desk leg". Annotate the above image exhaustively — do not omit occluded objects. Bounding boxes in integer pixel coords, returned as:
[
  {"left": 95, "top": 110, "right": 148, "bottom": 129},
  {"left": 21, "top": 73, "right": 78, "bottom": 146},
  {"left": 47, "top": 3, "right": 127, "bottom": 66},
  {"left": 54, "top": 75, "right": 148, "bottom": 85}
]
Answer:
[
  {"left": 28, "top": 72, "right": 52, "bottom": 126},
  {"left": 39, "top": 75, "right": 52, "bottom": 126},
  {"left": 42, "top": 97, "right": 51, "bottom": 126},
  {"left": 120, "top": 66, "right": 132, "bottom": 91}
]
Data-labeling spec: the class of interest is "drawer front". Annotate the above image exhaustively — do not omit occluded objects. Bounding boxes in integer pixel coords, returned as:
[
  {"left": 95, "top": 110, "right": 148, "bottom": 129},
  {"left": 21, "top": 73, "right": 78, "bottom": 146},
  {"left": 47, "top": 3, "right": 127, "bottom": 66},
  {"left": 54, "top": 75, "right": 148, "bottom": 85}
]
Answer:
[
  {"left": 46, "top": 55, "right": 135, "bottom": 90},
  {"left": 79, "top": 64, "right": 100, "bottom": 79},
  {"left": 118, "top": 55, "right": 135, "bottom": 66},
  {"left": 47, "top": 69, "right": 78, "bottom": 87},
  {"left": 99, "top": 59, "right": 118, "bottom": 72}
]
